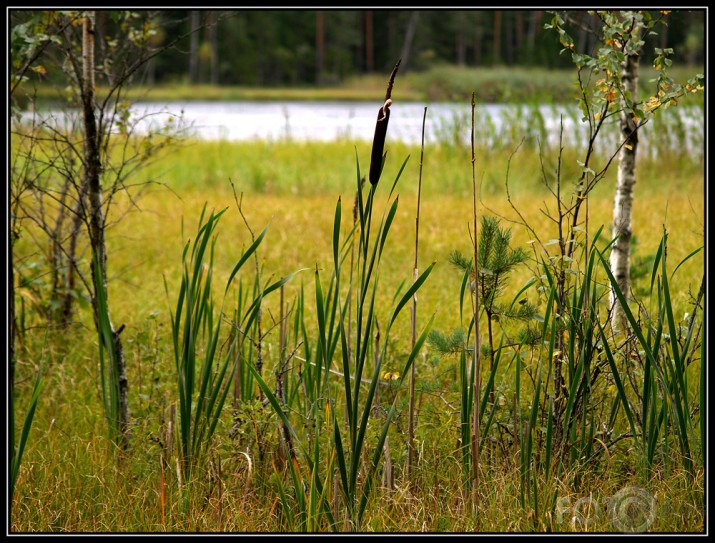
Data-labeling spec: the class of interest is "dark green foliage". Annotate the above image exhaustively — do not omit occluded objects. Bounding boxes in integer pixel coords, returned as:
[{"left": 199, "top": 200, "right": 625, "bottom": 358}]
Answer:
[
  {"left": 449, "top": 215, "right": 535, "bottom": 331},
  {"left": 475, "top": 216, "right": 529, "bottom": 307},
  {"left": 10, "top": 10, "right": 704, "bottom": 88},
  {"left": 515, "top": 325, "right": 543, "bottom": 348},
  {"left": 427, "top": 328, "right": 467, "bottom": 357}
]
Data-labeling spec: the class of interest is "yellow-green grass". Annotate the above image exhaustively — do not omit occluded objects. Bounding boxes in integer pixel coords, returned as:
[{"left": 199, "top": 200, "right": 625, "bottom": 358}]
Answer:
[{"left": 11, "top": 138, "right": 704, "bottom": 532}]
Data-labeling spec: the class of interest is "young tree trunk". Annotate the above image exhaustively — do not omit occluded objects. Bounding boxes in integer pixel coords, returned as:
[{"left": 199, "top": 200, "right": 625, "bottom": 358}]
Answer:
[
  {"left": 59, "top": 193, "right": 86, "bottom": 325},
  {"left": 610, "top": 32, "right": 640, "bottom": 330},
  {"left": 49, "top": 180, "right": 70, "bottom": 324},
  {"left": 82, "top": 12, "right": 130, "bottom": 451}
]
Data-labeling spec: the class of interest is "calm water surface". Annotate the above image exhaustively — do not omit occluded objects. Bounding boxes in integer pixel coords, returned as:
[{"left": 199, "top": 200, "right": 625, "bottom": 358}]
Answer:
[{"left": 20, "top": 99, "right": 704, "bottom": 156}]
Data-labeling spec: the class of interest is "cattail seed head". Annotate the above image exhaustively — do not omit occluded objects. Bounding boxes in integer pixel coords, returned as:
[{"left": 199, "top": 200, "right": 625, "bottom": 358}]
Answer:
[
  {"left": 368, "top": 59, "right": 401, "bottom": 187},
  {"left": 369, "top": 99, "right": 392, "bottom": 186}
]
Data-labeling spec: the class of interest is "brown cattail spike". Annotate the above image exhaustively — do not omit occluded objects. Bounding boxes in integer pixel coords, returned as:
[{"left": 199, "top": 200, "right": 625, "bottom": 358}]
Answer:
[
  {"left": 369, "top": 99, "right": 391, "bottom": 186},
  {"left": 369, "top": 59, "right": 401, "bottom": 187}
]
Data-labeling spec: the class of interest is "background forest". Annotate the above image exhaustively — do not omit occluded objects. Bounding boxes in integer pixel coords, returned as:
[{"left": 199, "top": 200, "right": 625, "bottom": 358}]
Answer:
[{"left": 12, "top": 9, "right": 706, "bottom": 89}]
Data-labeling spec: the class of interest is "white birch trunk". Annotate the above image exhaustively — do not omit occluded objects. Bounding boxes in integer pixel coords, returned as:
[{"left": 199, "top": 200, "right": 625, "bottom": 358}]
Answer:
[
  {"left": 83, "top": 12, "right": 130, "bottom": 450},
  {"left": 610, "top": 36, "right": 640, "bottom": 330}
]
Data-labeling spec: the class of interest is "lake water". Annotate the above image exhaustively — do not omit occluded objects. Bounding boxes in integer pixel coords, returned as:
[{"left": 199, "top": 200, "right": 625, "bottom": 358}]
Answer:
[
  {"left": 19, "top": 99, "right": 704, "bottom": 157},
  {"left": 126, "top": 100, "right": 614, "bottom": 145}
]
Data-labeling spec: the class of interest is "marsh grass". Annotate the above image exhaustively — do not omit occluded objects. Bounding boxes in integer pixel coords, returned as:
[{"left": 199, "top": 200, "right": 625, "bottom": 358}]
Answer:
[
  {"left": 250, "top": 144, "right": 436, "bottom": 530},
  {"left": 134, "top": 122, "right": 703, "bottom": 198},
  {"left": 10, "top": 116, "right": 704, "bottom": 533}
]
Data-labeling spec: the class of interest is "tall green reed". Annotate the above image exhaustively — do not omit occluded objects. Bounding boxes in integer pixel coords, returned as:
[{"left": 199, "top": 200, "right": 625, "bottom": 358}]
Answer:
[
  {"left": 510, "top": 225, "right": 704, "bottom": 527},
  {"left": 167, "top": 206, "right": 236, "bottom": 488},
  {"left": 252, "top": 60, "right": 436, "bottom": 530},
  {"left": 10, "top": 355, "right": 43, "bottom": 511},
  {"left": 166, "top": 205, "right": 298, "bottom": 494},
  {"left": 94, "top": 251, "right": 126, "bottom": 451},
  {"left": 252, "top": 177, "right": 435, "bottom": 530},
  {"left": 596, "top": 229, "right": 703, "bottom": 475},
  {"left": 407, "top": 105, "right": 427, "bottom": 481},
  {"left": 516, "top": 225, "right": 626, "bottom": 521},
  {"left": 334, "top": 160, "right": 436, "bottom": 528}
]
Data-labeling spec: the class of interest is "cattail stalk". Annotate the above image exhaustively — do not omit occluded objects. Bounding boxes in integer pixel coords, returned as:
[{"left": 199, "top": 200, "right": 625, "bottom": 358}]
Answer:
[
  {"left": 470, "top": 92, "right": 482, "bottom": 512},
  {"left": 407, "top": 106, "right": 427, "bottom": 482}
]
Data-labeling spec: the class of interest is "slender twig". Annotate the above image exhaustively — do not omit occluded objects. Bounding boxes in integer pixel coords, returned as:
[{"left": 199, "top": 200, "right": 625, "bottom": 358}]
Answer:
[{"left": 230, "top": 180, "right": 264, "bottom": 384}]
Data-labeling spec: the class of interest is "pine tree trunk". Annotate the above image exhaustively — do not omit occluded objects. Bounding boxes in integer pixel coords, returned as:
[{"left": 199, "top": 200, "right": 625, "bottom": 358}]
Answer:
[
  {"left": 527, "top": 11, "right": 541, "bottom": 54},
  {"left": 515, "top": 11, "right": 524, "bottom": 51},
  {"left": 505, "top": 12, "right": 514, "bottom": 66},
  {"left": 399, "top": 11, "right": 420, "bottom": 70},
  {"left": 365, "top": 10, "right": 374, "bottom": 73},
  {"left": 492, "top": 11, "right": 502, "bottom": 65},
  {"left": 610, "top": 35, "right": 640, "bottom": 330},
  {"left": 315, "top": 11, "right": 325, "bottom": 84},
  {"left": 82, "top": 12, "right": 130, "bottom": 451},
  {"left": 209, "top": 11, "right": 219, "bottom": 85},
  {"left": 474, "top": 12, "right": 483, "bottom": 65},
  {"left": 456, "top": 12, "right": 466, "bottom": 66}
]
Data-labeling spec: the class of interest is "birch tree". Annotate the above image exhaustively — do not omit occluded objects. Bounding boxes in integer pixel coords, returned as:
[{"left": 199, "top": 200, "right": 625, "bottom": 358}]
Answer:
[
  {"left": 610, "top": 15, "right": 641, "bottom": 330},
  {"left": 10, "top": 9, "right": 211, "bottom": 452},
  {"left": 549, "top": 10, "right": 703, "bottom": 331},
  {"left": 519, "top": 9, "right": 705, "bottom": 448},
  {"left": 81, "top": 10, "right": 131, "bottom": 450}
]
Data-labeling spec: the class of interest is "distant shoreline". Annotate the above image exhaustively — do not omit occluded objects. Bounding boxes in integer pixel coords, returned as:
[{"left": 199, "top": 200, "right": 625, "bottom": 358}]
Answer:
[{"left": 20, "top": 64, "right": 704, "bottom": 107}]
